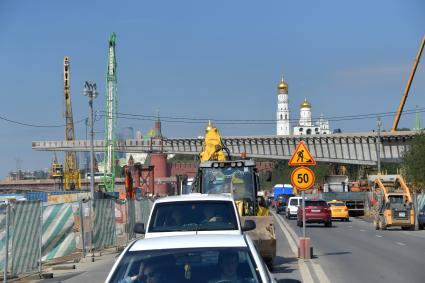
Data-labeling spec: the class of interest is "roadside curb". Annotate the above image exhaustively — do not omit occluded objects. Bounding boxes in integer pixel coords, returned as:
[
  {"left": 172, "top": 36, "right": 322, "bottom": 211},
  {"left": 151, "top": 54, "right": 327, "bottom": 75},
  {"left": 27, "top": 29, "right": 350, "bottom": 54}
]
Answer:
[{"left": 271, "top": 211, "right": 330, "bottom": 283}]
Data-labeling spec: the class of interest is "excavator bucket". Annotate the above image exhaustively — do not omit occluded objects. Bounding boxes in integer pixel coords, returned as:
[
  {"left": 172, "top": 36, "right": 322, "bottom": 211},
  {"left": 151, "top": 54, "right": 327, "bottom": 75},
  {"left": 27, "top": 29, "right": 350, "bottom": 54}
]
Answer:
[{"left": 242, "top": 216, "right": 276, "bottom": 265}]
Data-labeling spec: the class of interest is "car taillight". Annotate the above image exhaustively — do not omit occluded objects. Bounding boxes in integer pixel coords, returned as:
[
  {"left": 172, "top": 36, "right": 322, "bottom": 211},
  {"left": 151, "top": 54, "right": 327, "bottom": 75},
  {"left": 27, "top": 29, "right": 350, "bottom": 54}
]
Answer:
[
  {"left": 323, "top": 207, "right": 330, "bottom": 212},
  {"left": 344, "top": 208, "right": 348, "bottom": 212}
]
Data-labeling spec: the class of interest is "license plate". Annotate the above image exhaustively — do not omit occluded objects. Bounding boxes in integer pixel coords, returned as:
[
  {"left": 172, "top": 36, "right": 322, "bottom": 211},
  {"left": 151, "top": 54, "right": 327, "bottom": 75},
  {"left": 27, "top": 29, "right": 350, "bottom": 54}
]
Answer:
[
  {"left": 312, "top": 209, "right": 321, "bottom": 213},
  {"left": 399, "top": 212, "right": 405, "bottom": 217}
]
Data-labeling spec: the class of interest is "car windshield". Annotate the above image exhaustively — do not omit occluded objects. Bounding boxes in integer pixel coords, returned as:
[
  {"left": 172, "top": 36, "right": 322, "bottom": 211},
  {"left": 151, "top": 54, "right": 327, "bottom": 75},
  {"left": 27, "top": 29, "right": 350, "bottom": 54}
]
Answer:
[
  {"left": 305, "top": 200, "right": 328, "bottom": 207},
  {"left": 328, "top": 202, "right": 345, "bottom": 207},
  {"left": 148, "top": 201, "right": 238, "bottom": 232},
  {"left": 289, "top": 199, "right": 299, "bottom": 206},
  {"left": 109, "top": 247, "right": 262, "bottom": 283},
  {"left": 201, "top": 167, "right": 254, "bottom": 201}
]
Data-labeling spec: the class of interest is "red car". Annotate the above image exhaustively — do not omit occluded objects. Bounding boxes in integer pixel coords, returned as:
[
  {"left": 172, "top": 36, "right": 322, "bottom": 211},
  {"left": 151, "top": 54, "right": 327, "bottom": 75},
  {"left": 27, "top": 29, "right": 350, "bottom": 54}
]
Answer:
[{"left": 297, "top": 199, "right": 332, "bottom": 227}]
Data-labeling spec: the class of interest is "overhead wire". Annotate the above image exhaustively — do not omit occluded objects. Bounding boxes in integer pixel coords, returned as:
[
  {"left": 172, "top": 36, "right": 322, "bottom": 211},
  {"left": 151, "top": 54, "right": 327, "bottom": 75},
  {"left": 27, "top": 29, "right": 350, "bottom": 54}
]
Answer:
[
  {"left": 2, "top": 106, "right": 422, "bottom": 128},
  {"left": 0, "top": 115, "right": 87, "bottom": 128},
  {"left": 98, "top": 106, "right": 425, "bottom": 125}
]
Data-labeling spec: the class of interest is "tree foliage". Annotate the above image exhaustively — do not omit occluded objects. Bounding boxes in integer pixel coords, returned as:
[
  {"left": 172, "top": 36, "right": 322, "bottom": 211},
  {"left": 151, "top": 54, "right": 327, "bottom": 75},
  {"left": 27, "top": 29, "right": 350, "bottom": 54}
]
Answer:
[{"left": 402, "top": 132, "right": 425, "bottom": 190}]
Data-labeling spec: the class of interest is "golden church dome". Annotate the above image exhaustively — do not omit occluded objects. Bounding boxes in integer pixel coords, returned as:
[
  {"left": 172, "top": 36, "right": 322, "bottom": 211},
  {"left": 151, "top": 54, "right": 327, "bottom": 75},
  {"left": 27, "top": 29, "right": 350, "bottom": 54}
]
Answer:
[
  {"left": 300, "top": 98, "right": 311, "bottom": 108},
  {"left": 277, "top": 76, "right": 288, "bottom": 93}
]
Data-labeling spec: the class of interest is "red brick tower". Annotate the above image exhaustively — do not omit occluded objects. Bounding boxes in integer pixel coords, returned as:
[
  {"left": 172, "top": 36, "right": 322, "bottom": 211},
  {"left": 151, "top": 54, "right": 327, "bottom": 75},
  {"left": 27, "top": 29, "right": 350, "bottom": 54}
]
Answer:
[{"left": 150, "top": 153, "right": 168, "bottom": 195}]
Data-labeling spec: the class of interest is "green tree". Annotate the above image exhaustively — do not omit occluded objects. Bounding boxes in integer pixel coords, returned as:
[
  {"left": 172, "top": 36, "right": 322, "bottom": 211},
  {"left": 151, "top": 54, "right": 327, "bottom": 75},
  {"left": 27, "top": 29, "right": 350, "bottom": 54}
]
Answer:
[{"left": 402, "top": 132, "right": 425, "bottom": 191}]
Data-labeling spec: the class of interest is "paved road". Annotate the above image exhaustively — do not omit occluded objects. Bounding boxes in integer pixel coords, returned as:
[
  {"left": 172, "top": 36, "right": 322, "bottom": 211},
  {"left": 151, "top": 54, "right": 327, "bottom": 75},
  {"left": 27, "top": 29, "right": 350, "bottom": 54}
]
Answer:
[
  {"left": 278, "top": 213, "right": 425, "bottom": 283},
  {"left": 32, "top": 223, "right": 302, "bottom": 283}
]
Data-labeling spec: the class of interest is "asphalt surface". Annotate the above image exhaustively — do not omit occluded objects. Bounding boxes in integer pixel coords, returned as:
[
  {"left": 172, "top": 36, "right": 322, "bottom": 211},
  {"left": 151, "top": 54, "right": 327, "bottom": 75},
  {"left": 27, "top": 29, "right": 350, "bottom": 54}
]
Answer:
[
  {"left": 277, "top": 213, "right": 425, "bottom": 283},
  {"left": 30, "top": 221, "right": 302, "bottom": 283}
]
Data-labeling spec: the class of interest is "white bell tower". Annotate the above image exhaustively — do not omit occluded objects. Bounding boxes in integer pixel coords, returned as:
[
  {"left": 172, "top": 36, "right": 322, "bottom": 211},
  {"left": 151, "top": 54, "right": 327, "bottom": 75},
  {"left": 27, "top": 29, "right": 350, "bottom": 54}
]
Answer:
[{"left": 276, "top": 76, "right": 290, "bottom": 136}]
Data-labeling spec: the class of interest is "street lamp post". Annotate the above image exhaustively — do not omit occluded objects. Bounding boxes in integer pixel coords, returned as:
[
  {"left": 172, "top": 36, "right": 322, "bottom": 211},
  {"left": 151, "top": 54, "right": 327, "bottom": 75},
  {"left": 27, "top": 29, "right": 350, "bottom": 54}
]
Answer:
[
  {"left": 377, "top": 116, "right": 382, "bottom": 174},
  {"left": 83, "top": 81, "right": 98, "bottom": 199}
]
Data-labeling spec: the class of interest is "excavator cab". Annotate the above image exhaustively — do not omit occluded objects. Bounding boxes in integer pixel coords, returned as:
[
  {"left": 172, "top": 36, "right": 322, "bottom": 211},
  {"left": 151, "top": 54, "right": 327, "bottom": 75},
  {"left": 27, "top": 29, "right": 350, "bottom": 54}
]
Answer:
[{"left": 195, "top": 160, "right": 258, "bottom": 216}]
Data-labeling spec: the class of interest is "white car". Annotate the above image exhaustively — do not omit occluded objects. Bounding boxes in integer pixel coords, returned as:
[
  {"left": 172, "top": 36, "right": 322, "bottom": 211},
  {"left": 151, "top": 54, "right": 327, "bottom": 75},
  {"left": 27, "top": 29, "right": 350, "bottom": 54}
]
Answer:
[
  {"left": 105, "top": 234, "right": 276, "bottom": 283},
  {"left": 136, "top": 194, "right": 256, "bottom": 238},
  {"left": 286, "top": 196, "right": 302, "bottom": 219}
]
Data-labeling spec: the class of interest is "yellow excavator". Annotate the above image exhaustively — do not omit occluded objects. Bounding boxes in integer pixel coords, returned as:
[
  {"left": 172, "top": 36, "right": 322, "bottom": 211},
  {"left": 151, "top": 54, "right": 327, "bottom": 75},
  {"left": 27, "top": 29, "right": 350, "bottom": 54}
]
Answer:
[
  {"left": 372, "top": 175, "right": 415, "bottom": 230},
  {"left": 195, "top": 121, "right": 276, "bottom": 268}
]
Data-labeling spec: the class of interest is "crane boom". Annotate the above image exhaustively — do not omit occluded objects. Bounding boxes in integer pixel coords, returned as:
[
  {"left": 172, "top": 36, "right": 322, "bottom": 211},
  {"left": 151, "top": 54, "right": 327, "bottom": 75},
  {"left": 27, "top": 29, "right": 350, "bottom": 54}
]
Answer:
[
  {"left": 102, "top": 33, "right": 118, "bottom": 192},
  {"left": 63, "top": 56, "right": 80, "bottom": 190},
  {"left": 391, "top": 35, "right": 425, "bottom": 132}
]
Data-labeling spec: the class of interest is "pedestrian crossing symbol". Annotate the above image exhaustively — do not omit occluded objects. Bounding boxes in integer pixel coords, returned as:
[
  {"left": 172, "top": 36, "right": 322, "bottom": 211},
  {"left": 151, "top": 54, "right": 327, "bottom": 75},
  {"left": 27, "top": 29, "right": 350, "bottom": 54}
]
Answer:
[{"left": 288, "top": 141, "right": 316, "bottom": 166}]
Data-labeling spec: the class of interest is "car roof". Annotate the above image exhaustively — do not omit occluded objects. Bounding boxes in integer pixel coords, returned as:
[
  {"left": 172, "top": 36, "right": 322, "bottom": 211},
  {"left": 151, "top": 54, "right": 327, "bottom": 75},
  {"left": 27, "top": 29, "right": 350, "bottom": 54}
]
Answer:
[
  {"left": 154, "top": 193, "right": 234, "bottom": 203},
  {"left": 129, "top": 234, "right": 248, "bottom": 251}
]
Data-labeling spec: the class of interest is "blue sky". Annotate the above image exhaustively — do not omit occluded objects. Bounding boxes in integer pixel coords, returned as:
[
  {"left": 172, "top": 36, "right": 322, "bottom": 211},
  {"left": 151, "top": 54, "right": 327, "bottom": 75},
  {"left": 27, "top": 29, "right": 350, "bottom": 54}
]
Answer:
[{"left": 0, "top": 0, "right": 424, "bottom": 177}]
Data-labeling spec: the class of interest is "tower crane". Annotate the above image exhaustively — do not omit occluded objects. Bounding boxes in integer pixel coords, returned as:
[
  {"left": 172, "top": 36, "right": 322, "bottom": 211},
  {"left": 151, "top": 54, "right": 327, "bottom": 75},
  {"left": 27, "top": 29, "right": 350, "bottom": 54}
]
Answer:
[
  {"left": 102, "top": 33, "right": 118, "bottom": 192},
  {"left": 63, "top": 56, "right": 81, "bottom": 190}
]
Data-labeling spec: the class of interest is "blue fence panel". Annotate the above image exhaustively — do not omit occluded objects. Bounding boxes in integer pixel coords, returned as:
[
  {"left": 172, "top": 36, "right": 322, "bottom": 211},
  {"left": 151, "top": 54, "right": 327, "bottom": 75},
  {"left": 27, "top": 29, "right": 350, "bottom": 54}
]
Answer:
[{"left": 25, "top": 192, "right": 48, "bottom": 202}]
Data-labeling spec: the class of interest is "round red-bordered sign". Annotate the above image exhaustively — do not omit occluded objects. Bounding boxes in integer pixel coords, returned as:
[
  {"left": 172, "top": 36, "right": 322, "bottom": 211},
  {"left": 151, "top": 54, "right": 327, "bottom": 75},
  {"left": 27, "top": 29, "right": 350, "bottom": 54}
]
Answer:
[{"left": 290, "top": 166, "right": 315, "bottom": 191}]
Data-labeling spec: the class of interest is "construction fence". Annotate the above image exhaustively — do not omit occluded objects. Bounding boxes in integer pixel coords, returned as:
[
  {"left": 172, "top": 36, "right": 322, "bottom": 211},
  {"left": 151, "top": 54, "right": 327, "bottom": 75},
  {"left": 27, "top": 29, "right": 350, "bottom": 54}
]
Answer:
[{"left": 0, "top": 197, "right": 154, "bottom": 280}]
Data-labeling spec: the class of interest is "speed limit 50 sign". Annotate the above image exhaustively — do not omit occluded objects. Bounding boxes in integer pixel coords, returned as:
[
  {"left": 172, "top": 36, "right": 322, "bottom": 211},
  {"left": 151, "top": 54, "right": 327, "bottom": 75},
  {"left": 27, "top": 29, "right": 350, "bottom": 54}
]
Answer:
[{"left": 290, "top": 166, "right": 315, "bottom": 191}]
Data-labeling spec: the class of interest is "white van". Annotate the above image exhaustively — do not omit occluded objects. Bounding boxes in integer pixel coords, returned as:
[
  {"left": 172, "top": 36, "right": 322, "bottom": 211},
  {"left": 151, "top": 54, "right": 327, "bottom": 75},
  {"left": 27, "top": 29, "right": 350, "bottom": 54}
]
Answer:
[{"left": 286, "top": 196, "right": 303, "bottom": 219}]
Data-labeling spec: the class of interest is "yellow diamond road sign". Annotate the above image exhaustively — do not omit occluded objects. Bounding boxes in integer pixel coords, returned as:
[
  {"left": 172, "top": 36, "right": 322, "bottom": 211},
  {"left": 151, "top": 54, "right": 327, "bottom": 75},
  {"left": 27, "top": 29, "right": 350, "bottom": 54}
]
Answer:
[
  {"left": 288, "top": 141, "right": 316, "bottom": 166},
  {"left": 290, "top": 166, "right": 315, "bottom": 191}
]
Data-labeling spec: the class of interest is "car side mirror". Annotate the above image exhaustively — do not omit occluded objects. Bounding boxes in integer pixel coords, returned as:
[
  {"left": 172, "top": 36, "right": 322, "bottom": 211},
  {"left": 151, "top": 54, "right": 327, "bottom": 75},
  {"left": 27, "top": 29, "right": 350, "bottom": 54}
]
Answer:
[
  {"left": 134, "top": 223, "right": 145, "bottom": 234},
  {"left": 242, "top": 220, "right": 256, "bottom": 232}
]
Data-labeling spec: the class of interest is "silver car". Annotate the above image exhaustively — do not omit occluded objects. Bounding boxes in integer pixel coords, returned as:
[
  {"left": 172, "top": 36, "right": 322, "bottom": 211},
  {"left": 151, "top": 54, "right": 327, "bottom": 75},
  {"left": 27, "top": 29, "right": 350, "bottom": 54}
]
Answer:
[{"left": 106, "top": 234, "right": 276, "bottom": 283}]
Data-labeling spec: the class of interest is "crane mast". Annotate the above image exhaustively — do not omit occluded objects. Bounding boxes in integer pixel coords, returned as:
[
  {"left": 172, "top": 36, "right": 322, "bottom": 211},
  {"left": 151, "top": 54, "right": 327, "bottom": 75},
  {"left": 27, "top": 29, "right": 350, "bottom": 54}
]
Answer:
[
  {"left": 63, "top": 56, "right": 80, "bottom": 190},
  {"left": 102, "top": 33, "right": 118, "bottom": 192}
]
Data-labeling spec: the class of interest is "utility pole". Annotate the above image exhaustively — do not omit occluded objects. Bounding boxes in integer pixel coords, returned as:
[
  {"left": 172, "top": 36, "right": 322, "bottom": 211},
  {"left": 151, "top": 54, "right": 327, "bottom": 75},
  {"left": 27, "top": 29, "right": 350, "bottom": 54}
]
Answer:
[
  {"left": 83, "top": 81, "right": 98, "bottom": 199},
  {"left": 377, "top": 116, "right": 382, "bottom": 174}
]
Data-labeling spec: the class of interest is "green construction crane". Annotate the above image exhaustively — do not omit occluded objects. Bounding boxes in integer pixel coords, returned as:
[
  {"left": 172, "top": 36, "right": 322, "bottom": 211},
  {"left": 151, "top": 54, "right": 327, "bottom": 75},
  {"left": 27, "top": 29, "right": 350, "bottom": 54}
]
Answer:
[{"left": 102, "top": 32, "right": 118, "bottom": 192}]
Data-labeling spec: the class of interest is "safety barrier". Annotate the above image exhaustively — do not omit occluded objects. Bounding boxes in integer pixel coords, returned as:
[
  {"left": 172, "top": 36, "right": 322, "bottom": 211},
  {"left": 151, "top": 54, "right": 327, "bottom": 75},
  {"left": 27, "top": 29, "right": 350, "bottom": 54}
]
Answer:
[
  {"left": 42, "top": 202, "right": 77, "bottom": 261},
  {"left": 0, "top": 197, "right": 154, "bottom": 281},
  {"left": 10, "top": 201, "right": 42, "bottom": 276}
]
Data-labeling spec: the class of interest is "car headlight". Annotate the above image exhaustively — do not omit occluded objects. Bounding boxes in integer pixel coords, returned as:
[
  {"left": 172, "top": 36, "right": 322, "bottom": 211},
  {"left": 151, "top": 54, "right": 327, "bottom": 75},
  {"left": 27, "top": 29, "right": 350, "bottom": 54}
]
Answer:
[{"left": 420, "top": 211, "right": 424, "bottom": 216}]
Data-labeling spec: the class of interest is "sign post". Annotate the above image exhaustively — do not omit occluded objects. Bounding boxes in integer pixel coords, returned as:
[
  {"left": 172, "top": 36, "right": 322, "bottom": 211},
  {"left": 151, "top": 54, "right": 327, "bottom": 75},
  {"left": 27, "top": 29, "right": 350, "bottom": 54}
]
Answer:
[
  {"left": 290, "top": 166, "right": 315, "bottom": 237},
  {"left": 289, "top": 141, "right": 316, "bottom": 259}
]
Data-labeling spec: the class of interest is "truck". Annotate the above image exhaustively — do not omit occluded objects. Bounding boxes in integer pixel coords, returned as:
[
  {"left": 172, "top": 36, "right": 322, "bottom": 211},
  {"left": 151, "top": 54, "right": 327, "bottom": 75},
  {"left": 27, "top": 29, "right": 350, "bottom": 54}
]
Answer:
[
  {"left": 320, "top": 175, "right": 366, "bottom": 215},
  {"left": 273, "top": 184, "right": 294, "bottom": 214},
  {"left": 194, "top": 121, "right": 276, "bottom": 268}
]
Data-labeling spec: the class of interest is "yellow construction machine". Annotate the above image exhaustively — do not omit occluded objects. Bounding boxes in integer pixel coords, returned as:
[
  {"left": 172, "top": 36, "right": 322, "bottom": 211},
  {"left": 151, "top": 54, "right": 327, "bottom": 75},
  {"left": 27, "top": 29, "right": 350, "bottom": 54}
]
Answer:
[
  {"left": 372, "top": 175, "right": 415, "bottom": 230},
  {"left": 195, "top": 121, "right": 276, "bottom": 267},
  {"left": 63, "top": 56, "right": 81, "bottom": 190}
]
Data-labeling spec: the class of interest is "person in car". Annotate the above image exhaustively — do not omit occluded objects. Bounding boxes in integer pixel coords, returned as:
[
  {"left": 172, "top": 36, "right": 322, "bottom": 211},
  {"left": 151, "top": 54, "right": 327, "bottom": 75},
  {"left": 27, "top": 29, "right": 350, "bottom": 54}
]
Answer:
[
  {"left": 202, "top": 206, "right": 222, "bottom": 223},
  {"left": 209, "top": 251, "right": 241, "bottom": 283},
  {"left": 141, "top": 259, "right": 169, "bottom": 283},
  {"left": 168, "top": 209, "right": 184, "bottom": 226}
]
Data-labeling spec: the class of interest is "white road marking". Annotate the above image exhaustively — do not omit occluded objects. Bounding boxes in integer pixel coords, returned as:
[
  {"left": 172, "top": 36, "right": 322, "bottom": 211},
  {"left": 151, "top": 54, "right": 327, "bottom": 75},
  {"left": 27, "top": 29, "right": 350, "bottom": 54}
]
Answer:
[
  {"left": 348, "top": 226, "right": 353, "bottom": 228},
  {"left": 272, "top": 212, "right": 331, "bottom": 283},
  {"left": 395, "top": 242, "right": 406, "bottom": 246},
  {"left": 298, "top": 259, "right": 314, "bottom": 283},
  {"left": 311, "top": 261, "right": 331, "bottom": 283},
  {"left": 273, "top": 213, "right": 298, "bottom": 255},
  {"left": 375, "top": 235, "right": 383, "bottom": 238},
  {"left": 360, "top": 229, "right": 366, "bottom": 232}
]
